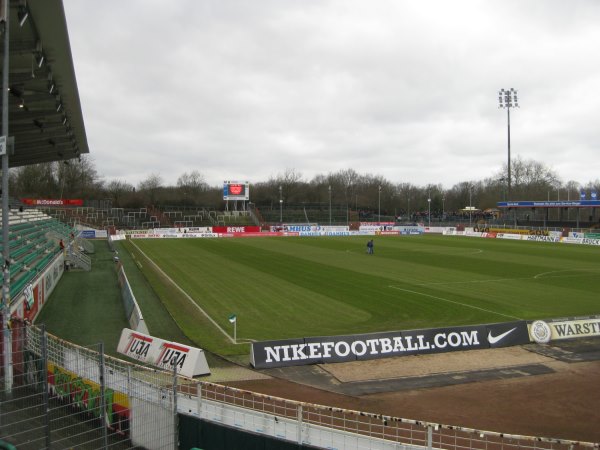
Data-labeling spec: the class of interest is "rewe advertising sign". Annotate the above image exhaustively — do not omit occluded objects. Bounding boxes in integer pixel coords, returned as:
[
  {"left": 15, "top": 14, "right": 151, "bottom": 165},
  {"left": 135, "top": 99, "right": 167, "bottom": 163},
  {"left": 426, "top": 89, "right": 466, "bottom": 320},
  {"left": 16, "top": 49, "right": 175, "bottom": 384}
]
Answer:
[{"left": 117, "top": 329, "right": 210, "bottom": 377}]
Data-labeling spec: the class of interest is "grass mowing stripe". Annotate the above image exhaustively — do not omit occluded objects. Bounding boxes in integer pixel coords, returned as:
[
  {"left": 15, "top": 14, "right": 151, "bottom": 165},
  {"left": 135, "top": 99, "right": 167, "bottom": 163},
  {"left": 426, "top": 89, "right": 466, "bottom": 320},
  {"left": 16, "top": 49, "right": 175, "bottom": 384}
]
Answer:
[
  {"left": 129, "top": 239, "right": 236, "bottom": 344},
  {"left": 388, "top": 285, "right": 522, "bottom": 320},
  {"left": 35, "top": 241, "right": 129, "bottom": 356},
  {"left": 121, "top": 239, "right": 241, "bottom": 357},
  {"left": 127, "top": 235, "right": 600, "bottom": 356},
  {"left": 133, "top": 239, "right": 372, "bottom": 338},
  {"left": 114, "top": 241, "right": 193, "bottom": 345}
]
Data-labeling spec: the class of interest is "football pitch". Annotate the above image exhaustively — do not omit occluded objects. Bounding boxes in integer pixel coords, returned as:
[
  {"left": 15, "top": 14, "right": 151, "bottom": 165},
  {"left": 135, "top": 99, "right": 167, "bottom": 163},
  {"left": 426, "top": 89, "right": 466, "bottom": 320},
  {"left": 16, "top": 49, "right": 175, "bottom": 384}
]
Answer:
[{"left": 127, "top": 235, "right": 600, "bottom": 356}]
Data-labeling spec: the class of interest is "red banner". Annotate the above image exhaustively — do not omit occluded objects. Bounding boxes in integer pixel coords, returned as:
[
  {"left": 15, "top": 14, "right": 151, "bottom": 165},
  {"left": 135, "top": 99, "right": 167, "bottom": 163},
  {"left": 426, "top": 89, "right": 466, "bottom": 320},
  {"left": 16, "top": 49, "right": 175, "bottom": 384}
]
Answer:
[
  {"left": 212, "top": 226, "right": 261, "bottom": 233},
  {"left": 21, "top": 198, "right": 84, "bottom": 206}
]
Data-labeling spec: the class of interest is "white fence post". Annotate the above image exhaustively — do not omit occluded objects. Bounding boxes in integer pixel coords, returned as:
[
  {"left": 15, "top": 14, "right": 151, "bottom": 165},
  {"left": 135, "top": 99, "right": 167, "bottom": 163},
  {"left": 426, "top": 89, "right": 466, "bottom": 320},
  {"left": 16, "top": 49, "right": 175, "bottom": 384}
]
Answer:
[
  {"left": 427, "top": 425, "right": 433, "bottom": 450},
  {"left": 196, "top": 382, "right": 202, "bottom": 419},
  {"left": 297, "top": 403, "right": 303, "bottom": 444}
]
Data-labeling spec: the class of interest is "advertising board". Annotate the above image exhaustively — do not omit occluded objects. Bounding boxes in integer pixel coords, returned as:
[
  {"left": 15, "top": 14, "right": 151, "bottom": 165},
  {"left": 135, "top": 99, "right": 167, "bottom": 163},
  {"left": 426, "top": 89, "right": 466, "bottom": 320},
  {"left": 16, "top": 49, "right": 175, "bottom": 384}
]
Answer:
[
  {"left": 10, "top": 253, "right": 64, "bottom": 322},
  {"left": 526, "top": 235, "right": 560, "bottom": 243},
  {"left": 251, "top": 321, "right": 529, "bottom": 369},
  {"left": 20, "top": 198, "right": 84, "bottom": 206},
  {"left": 212, "top": 226, "right": 261, "bottom": 233},
  {"left": 528, "top": 316, "right": 600, "bottom": 344},
  {"left": 117, "top": 329, "right": 210, "bottom": 377},
  {"left": 582, "top": 238, "right": 600, "bottom": 246}
]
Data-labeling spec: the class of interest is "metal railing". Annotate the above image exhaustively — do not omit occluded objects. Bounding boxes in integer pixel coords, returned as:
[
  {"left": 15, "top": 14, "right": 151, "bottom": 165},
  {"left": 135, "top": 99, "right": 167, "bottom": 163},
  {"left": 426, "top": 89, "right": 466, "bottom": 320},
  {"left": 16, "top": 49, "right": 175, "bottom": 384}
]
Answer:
[{"left": 1, "top": 320, "right": 597, "bottom": 450}]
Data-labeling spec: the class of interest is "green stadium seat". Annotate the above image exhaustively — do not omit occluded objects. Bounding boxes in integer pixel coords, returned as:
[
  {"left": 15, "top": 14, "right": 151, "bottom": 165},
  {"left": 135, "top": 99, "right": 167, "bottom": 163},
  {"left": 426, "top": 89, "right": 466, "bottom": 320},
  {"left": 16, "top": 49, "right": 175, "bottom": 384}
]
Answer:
[
  {"left": 9, "top": 261, "right": 24, "bottom": 277},
  {"left": 0, "top": 439, "right": 17, "bottom": 450},
  {"left": 11, "top": 242, "right": 36, "bottom": 259},
  {"left": 10, "top": 270, "right": 37, "bottom": 298},
  {"left": 23, "top": 248, "right": 43, "bottom": 266}
]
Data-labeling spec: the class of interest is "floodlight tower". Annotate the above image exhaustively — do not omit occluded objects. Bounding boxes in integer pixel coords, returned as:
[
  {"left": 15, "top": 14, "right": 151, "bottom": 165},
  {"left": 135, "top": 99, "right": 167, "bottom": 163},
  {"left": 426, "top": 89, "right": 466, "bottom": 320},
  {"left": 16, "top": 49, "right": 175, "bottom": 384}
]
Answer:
[
  {"left": 279, "top": 186, "right": 282, "bottom": 223},
  {"left": 427, "top": 191, "right": 431, "bottom": 227},
  {"left": 378, "top": 185, "right": 381, "bottom": 223},
  {"left": 498, "top": 88, "right": 519, "bottom": 200},
  {"left": 328, "top": 185, "right": 332, "bottom": 225}
]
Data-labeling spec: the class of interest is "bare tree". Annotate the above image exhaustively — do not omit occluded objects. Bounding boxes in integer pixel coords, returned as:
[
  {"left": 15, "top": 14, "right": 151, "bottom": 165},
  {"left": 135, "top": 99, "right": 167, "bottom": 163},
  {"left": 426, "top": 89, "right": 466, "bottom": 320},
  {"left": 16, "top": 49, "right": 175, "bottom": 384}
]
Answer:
[
  {"left": 177, "top": 170, "right": 207, "bottom": 191},
  {"left": 499, "top": 156, "right": 560, "bottom": 200},
  {"left": 138, "top": 173, "right": 163, "bottom": 205},
  {"left": 13, "top": 163, "right": 58, "bottom": 197},
  {"left": 56, "top": 155, "right": 102, "bottom": 198},
  {"left": 106, "top": 179, "right": 135, "bottom": 207},
  {"left": 274, "top": 168, "right": 304, "bottom": 203}
]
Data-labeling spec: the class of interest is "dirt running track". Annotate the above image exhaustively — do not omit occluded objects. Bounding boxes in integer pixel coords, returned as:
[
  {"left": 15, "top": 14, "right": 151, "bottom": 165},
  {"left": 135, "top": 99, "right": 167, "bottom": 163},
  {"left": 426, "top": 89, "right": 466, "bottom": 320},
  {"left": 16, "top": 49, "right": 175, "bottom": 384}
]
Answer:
[{"left": 225, "top": 343, "right": 600, "bottom": 444}]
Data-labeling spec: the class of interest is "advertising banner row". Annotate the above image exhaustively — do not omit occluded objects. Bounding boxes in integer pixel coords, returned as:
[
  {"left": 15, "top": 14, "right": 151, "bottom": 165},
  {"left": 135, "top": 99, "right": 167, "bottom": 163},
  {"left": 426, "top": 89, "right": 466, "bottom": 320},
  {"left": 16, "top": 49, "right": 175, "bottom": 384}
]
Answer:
[
  {"left": 120, "top": 225, "right": 425, "bottom": 239},
  {"left": 117, "top": 328, "right": 210, "bottom": 377},
  {"left": 444, "top": 229, "right": 600, "bottom": 246}
]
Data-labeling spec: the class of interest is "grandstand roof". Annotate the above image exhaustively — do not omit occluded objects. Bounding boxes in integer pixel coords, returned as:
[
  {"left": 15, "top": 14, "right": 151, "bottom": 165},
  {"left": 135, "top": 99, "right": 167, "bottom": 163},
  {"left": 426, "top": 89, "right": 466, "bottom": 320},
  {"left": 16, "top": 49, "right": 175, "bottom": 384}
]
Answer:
[{"left": 0, "top": 0, "right": 89, "bottom": 167}]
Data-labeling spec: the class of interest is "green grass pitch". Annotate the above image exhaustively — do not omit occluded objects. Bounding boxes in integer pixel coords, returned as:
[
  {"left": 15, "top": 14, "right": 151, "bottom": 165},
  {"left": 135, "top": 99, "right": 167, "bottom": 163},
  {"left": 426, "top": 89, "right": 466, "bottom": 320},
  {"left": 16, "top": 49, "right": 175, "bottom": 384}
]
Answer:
[{"left": 127, "top": 235, "right": 599, "bottom": 357}]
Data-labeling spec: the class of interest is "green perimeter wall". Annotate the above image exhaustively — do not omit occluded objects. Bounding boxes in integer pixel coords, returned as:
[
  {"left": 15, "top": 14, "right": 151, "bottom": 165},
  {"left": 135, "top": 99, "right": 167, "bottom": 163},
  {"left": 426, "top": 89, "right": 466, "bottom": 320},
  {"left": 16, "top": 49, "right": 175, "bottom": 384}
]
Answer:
[{"left": 178, "top": 414, "right": 321, "bottom": 450}]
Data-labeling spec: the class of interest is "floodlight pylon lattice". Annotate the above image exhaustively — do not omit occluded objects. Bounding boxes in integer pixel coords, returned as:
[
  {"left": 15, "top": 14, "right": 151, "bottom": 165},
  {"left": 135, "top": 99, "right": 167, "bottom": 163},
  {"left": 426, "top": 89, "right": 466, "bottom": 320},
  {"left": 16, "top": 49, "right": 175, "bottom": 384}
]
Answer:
[{"left": 498, "top": 88, "right": 519, "bottom": 201}]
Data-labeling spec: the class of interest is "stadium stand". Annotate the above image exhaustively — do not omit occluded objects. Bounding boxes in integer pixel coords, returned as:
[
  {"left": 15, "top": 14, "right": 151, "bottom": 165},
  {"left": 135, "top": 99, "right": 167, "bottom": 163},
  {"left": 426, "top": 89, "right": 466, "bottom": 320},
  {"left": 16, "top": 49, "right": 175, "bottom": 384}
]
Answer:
[
  {"left": 255, "top": 202, "right": 359, "bottom": 225},
  {"left": 39, "top": 205, "right": 261, "bottom": 229},
  {"left": 0, "top": 208, "right": 80, "bottom": 299}
]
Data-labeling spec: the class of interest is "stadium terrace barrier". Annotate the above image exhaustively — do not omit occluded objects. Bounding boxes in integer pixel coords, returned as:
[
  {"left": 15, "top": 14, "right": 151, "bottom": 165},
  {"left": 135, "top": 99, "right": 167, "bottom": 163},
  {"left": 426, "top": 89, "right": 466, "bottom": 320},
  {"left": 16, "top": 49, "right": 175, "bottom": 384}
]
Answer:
[{"left": 116, "top": 262, "right": 149, "bottom": 335}]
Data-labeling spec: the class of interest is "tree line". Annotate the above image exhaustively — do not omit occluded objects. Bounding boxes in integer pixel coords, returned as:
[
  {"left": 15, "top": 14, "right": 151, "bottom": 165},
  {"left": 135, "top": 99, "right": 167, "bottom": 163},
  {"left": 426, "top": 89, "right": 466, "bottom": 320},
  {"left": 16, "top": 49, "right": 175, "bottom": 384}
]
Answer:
[{"left": 5, "top": 156, "right": 599, "bottom": 216}]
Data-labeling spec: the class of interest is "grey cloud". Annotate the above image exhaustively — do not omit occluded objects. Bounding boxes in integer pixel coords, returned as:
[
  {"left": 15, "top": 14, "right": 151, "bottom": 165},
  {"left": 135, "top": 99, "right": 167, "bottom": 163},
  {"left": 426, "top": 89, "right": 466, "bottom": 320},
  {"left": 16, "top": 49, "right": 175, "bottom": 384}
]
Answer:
[{"left": 63, "top": 0, "right": 600, "bottom": 188}]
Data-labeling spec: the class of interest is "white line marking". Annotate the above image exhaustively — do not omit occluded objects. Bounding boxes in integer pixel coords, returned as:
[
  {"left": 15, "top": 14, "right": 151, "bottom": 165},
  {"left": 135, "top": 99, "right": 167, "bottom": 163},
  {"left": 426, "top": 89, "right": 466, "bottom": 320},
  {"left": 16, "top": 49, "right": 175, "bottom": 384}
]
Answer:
[
  {"left": 388, "top": 285, "right": 521, "bottom": 320},
  {"left": 415, "top": 269, "right": 600, "bottom": 287},
  {"left": 415, "top": 277, "right": 530, "bottom": 287},
  {"left": 533, "top": 269, "right": 600, "bottom": 279},
  {"left": 129, "top": 240, "right": 248, "bottom": 344}
]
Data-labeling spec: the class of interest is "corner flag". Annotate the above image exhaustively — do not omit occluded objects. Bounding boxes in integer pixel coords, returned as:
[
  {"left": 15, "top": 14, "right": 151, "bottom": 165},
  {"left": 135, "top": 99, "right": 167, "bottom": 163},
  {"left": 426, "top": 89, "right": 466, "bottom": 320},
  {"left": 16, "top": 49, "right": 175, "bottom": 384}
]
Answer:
[{"left": 228, "top": 314, "right": 237, "bottom": 324}]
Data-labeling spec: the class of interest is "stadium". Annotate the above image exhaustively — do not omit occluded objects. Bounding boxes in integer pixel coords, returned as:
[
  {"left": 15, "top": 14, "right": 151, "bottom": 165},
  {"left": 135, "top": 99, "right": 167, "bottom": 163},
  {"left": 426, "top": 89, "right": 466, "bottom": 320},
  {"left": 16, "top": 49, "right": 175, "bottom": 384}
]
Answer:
[{"left": 1, "top": 1, "right": 600, "bottom": 450}]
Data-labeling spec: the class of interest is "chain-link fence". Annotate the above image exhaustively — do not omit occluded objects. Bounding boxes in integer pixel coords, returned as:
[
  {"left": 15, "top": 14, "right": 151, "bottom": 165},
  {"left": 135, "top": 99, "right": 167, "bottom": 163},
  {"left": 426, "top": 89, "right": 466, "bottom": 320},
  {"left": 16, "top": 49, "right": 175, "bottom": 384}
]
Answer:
[{"left": 0, "top": 319, "right": 177, "bottom": 449}]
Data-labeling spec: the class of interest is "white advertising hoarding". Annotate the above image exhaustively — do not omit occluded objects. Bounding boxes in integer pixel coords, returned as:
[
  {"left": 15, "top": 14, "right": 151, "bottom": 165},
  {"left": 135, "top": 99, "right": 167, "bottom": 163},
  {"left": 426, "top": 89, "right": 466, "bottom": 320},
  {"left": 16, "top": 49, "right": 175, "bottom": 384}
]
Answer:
[{"left": 117, "top": 328, "right": 210, "bottom": 377}]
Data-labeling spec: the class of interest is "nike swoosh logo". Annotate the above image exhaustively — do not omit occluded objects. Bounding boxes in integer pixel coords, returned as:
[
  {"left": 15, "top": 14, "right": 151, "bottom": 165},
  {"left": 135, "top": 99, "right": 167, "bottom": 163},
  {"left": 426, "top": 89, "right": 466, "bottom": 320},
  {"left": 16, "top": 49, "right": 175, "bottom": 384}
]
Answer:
[{"left": 488, "top": 327, "right": 516, "bottom": 345}]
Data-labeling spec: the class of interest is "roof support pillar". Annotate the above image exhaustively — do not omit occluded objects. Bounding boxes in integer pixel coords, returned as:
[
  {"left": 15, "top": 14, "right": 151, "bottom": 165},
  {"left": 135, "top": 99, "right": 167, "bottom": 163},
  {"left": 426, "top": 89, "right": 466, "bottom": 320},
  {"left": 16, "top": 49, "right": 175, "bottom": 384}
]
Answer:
[{"left": 1, "top": 0, "right": 13, "bottom": 393}]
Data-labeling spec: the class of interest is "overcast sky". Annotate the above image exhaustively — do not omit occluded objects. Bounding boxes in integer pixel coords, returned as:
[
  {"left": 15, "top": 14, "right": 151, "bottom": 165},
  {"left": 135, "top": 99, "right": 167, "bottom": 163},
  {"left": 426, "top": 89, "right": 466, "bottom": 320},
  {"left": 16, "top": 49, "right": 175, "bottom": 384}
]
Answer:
[{"left": 62, "top": 0, "right": 600, "bottom": 189}]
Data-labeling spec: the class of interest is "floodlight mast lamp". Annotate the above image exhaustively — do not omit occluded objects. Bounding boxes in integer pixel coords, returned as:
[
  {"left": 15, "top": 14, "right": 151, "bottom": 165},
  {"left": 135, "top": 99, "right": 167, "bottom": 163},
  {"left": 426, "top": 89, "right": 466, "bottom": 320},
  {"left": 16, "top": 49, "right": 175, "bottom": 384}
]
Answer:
[
  {"left": 279, "top": 186, "right": 282, "bottom": 223},
  {"left": 328, "top": 185, "right": 332, "bottom": 225},
  {"left": 498, "top": 88, "right": 519, "bottom": 201},
  {"left": 378, "top": 185, "right": 381, "bottom": 223}
]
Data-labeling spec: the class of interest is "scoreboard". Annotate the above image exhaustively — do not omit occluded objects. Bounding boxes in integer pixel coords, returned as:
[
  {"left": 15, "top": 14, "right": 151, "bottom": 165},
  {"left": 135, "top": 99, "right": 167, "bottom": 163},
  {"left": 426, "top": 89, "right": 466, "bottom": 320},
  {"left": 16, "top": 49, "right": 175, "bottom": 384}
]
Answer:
[{"left": 223, "top": 181, "right": 249, "bottom": 201}]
